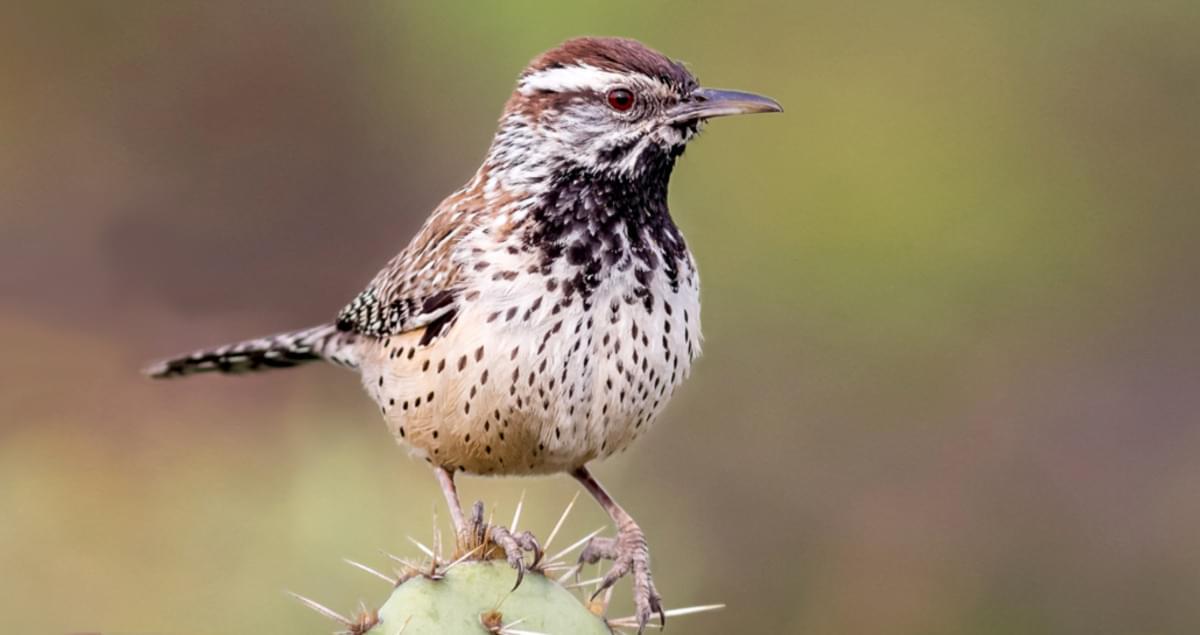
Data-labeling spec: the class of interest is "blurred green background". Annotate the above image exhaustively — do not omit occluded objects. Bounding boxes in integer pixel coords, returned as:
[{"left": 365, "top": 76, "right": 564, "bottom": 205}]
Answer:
[{"left": 2, "top": 1, "right": 1199, "bottom": 633}]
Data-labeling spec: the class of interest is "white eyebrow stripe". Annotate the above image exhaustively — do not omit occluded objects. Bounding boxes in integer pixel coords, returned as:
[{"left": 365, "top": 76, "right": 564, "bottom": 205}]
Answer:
[{"left": 519, "top": 65, "right": 630, "bottom": 94}]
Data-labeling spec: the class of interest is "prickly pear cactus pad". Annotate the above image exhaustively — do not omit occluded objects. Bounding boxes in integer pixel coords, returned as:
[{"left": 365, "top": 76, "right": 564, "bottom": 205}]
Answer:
[
  {"left": 368, "top": 560, "right": 611, "bottom": 635},
  {"left": 288, "top": 499, "right": 723, "bottom": 634}
]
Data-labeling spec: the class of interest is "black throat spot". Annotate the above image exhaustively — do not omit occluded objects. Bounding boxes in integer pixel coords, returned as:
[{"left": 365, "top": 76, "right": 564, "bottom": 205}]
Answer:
[{"left": 524, "top": 145, "right": 689, "bottom": 302}]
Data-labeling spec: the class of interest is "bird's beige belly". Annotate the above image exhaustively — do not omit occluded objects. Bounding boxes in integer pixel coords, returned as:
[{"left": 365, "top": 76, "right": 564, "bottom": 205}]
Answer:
[{"left": 358, "top": 280, "right": 699, "bottom": 476}]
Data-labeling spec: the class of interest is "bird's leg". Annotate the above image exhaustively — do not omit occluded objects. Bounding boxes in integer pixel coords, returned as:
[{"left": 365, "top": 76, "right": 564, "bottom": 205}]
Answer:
[
  {"left": 433, "top": 467, "right": 467, "bottom": 543},
  {"left": 572, "top": 465, "right": 664, "bottom": 633},
  {"left": 434, "top": 468, "right": 541, "bottom": 587}
]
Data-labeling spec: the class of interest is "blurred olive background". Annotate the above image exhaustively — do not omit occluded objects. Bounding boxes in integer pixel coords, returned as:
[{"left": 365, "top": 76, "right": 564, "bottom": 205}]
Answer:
[{"left": 2, "top": 1, "right": 1199, "bottom": 633}]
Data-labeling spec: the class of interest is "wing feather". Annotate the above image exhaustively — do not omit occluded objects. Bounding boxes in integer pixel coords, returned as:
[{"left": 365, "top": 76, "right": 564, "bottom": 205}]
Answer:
[{"left": 335, "top": 190, "right": 485, "bottom": 338}]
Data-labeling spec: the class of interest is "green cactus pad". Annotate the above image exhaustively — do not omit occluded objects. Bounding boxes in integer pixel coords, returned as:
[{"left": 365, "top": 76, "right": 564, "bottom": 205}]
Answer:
[{"left": 367, "top": 560, "right": 612, "bottom": 634}]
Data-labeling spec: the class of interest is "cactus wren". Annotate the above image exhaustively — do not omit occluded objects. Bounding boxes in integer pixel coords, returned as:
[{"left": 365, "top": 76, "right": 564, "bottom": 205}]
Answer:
[{"left": 148, "top": 36, "right": 780, "bottom": 631}]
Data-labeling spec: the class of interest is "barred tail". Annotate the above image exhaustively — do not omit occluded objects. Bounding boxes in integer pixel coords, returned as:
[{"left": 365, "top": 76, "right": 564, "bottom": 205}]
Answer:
[{"left": 145, "top": 323, "right": 359, "bottom": 378}]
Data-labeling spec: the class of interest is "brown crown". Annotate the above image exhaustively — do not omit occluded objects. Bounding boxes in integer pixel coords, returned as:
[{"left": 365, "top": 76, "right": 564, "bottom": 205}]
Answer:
[{"left": 522, "top": 37, "right": 698, "bottom": 92}]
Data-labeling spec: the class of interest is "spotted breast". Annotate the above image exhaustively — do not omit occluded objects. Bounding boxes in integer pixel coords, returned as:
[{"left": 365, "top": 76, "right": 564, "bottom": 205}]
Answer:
[{"left": 361, "top": 160, "right": 701, "bottom": 476}]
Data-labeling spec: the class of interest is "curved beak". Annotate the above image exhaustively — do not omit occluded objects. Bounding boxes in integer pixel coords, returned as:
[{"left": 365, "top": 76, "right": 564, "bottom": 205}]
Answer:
[{"left": 666, "top": 87, "right": 783, "bottom": 123}]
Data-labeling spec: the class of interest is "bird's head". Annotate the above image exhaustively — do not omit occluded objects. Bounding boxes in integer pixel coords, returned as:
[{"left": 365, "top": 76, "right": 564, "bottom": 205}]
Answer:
[{"left": 484, "top": 37, "right": 782, "bottom": 189}]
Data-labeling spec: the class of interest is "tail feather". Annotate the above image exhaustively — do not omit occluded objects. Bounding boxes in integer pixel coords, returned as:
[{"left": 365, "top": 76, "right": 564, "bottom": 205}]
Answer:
[{"left": 145, "top": 323, "right": 359, "bottom": 378}]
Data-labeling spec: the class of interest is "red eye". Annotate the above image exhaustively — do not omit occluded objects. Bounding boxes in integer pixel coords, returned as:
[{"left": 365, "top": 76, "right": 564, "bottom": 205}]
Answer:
[{"left": 607, "top": 88, "right": 635, "bottom": 111}]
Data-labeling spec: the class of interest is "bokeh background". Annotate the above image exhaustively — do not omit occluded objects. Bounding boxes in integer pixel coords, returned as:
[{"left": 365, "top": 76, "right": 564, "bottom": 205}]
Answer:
[{"left": 3, "top": 2, "right": 1199, "bottom": 633}]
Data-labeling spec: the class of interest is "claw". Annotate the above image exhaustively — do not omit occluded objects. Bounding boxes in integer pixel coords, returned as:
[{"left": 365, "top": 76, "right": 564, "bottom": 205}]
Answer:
[
  {"left": 489, "top": 518, "right": 543, "bottom": 591},
  {"left": 531, "top": 539, "right": 544, "bottom": 568},
  {"left": 578, "top": 524, "right": 662, "bottom": 633},
  {"left": 510, "top": 557, "right": 525, "bottom": 591},
  {"left": 649, "top": 584, "right": 666, "bottom": 630}
]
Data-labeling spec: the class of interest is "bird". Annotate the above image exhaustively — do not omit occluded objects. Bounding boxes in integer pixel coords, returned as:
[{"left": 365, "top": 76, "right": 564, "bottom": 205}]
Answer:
[{"left": 147, "top": 36, "right": 780, "bottom": 632}]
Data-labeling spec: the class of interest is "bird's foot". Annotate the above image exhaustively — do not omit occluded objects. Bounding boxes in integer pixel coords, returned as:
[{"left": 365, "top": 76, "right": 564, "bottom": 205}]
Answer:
[
  {"left": 579, "top": 522, "right": 664, "bottom": 634},
  {"left": 463, "top": 501, "right": 542, "bottom": 590}
]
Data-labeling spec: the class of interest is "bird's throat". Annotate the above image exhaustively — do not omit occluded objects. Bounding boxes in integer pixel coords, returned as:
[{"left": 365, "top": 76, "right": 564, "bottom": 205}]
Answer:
[{"left": 521, "top": 145, "right": 688, "bottom": 302}]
